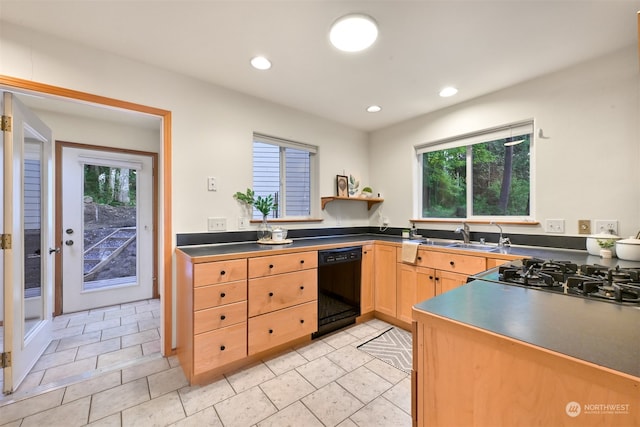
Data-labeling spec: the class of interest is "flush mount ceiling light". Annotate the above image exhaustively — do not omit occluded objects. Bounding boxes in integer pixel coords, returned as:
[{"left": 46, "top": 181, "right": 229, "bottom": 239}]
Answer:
[
  {"left": 439, "top": 86, "right": 458, "bottom": 97},
  {"left": 329, "top": 14, "right": 378, "bottom": 52},
  {"left": 250, "top": 56, "right": 272, "bottom": 70},
  {"left": 366, "top": 105, "right": 381, "bottom": 113}
]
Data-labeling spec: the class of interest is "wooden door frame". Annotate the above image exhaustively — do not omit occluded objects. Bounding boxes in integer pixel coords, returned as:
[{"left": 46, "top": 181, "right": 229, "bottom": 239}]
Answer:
[
  {"left": 55, "top": 141, "right": 159, "bottom": 313},
  {"left": 0, "top": 75, "right": 173, "bottom": 356}
]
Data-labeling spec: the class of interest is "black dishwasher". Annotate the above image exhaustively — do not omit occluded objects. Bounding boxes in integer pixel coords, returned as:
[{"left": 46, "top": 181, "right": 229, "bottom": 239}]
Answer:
[{"left": 313, "top": 246, "right": 362, "bottom": 338}]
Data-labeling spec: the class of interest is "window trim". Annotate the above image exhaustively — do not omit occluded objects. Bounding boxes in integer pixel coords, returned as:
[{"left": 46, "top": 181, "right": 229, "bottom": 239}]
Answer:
[
  {"left": 252, "top": 132, "right": 319, "bottom": 220},
  {"left": 415, "top": 120, "right": 535, "bottom": 221}
]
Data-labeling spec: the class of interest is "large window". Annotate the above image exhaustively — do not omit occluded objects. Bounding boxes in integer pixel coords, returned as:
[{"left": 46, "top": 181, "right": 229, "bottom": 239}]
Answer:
[
  {"left": 417, "top": 121, "right": 533, "bottom": 219},
  {"left": 252, "top": 133, "right": 317, "bottom": 219}
]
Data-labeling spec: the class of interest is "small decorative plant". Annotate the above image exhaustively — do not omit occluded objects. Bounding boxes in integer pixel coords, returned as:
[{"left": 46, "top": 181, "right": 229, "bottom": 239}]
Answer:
[
  {"left": 360, "top": 186, "right": 373, "bottom": 198},
  {"left": 233, "top": 188, "right": 277, "bottom": 217},
  {"left": 597, "top": 238, "right": 616, "bottom": 249},
  {"left": 348, "top": 175, "right": 360, "bottom": 196}
]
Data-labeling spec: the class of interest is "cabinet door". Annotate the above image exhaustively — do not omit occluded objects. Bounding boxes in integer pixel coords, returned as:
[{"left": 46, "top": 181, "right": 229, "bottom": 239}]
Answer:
[
  {"left": 374, "top": 244, "right": 397, "bottom": 317},
  {"left": 361, "top": 244, "right": 374, "bottom": 314},
  {"left": 436, "top": 270, "right": 468, "bottom": 294},
  {"left": 397, "top": 264, "right": 436, "bottom": 324}
]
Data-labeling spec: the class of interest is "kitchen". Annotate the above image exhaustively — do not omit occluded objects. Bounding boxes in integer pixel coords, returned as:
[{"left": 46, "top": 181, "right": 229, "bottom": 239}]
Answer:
[{"left": 1, "top": 1, "right": 640, "bottom": 426}]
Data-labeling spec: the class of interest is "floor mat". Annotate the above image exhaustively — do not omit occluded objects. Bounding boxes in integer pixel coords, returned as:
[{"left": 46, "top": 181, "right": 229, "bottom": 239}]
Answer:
[{"left": 357, "top": 327, "right": 412, "bottom": 374}]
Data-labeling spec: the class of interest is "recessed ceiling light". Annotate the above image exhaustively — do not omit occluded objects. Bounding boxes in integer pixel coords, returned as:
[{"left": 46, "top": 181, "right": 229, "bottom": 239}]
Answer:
[
  {"left": 251, "top": 56, "right": 272, "bottom": 70},
  {"left": 366, "top": 105, "right": 382, "bottom": 113},
  {"left": 439, "top": 86, "right": 458, "bottom": 97},
  {"left": 330, "top": 14, "right": 378, "bottom": 52}
]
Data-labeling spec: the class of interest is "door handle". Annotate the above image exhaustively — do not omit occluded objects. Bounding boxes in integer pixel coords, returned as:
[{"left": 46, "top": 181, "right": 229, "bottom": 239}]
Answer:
[
  {"left": 48, "top": 247, "right": 61, "bottom": 254},
  {"left": 65, "top": 240, "right": 74, "bottom": 246}
]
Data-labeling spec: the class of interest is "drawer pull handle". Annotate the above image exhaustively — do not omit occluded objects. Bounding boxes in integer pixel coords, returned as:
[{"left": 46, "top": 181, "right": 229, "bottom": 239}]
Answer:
[
  {"left": 269, "top": 329, "right": 274, "bottom": 334},
  {"left": 220, "top": 270, "right": 226, "bottom": 275},
  {"left": 220, "top": 345, "right": 226, "bottom": 351},
  {"left": 220, "top": 292, "right": 226, "bottom": 298},
  {"left": 220, "top": 315, "right": 226, "bottom": 320},
  {"left": 449, "top": 261, "right": 455, "bottom": 266},
  {"left": 269, "top": 292, "right": 274, "bottom": 297},
  {"left": 417, "top": 256, "right": 422, "bottom": 261},
  {"left": 300, "top": 285, "right": 304, "bottom": 290},
  {"left": 429, "top": 276, "right": 434, "bottom": 280},
  {"left": 300, "top": 260, "right": 304, "bottom": 264},
  {"left": 300, "top": 319, "right": 305, "bottom": 324},
  {"left": 269, "top": 264, "right": 274, "bottom": 269},
  {"left": 435, "top": 277, "right": 440, "bottom": 281}
]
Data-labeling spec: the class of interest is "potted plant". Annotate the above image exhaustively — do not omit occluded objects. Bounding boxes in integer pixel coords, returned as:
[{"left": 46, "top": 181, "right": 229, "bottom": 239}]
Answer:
[
  {"left": 360, "top": 186, "right": 373, "bottom": 198},
  {"left": 597, "top": 238, "right": 616, "bottom": 259},
  {"left": 233, "top": 188, "right": 277, "bottom": 240}
]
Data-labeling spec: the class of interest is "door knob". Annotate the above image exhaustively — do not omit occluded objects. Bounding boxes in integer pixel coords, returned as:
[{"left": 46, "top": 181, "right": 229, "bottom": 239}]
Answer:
[
  {"left": 65, "top": 228, "right": 74, "bottom": 234},
  {"left": 65, "top": 240, "right": 74, "bottom": 246}
]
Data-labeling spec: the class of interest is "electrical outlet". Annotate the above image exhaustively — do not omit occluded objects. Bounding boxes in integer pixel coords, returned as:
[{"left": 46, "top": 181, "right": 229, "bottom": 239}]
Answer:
[
  {"left": 545, "top": 219, "right": 565, "bottom": 233},
  {"left": 207, "top": 217, "right": 226, "bottom": 231},
  {"left": 207, "top": 176, "right": 217, "bottom": 191},
  {"left": 238, "top": 217, "right": 248, "bottom": 229},
  {"left": 578, "top": 219, "right": 591, "bottom": 235},
  {"left": 594, "top": 220, "right": 618, "bottom": 235},
  {"left": 382, "top": 217, "right": 389, "bottom": 226}
]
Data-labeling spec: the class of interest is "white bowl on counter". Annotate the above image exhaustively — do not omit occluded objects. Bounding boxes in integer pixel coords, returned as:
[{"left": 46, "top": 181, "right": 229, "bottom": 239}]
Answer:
[
  {"left": 615, "top": 238, "right": 640, "bottom": 261},
  {"left": 585, "top": 233, "right": 621, "bottom": 256}
]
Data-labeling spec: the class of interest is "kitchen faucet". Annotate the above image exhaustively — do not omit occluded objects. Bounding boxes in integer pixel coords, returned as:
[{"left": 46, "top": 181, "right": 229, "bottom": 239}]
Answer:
[
  {"left": 490, "top": 221, "right": 511, "bottom": 247},
  {"left": 455, "top": 222, "right": 470, "bottom": 244}
]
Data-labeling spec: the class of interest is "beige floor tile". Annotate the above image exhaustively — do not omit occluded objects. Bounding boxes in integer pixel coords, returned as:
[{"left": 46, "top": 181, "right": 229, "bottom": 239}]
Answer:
[
  {"left": 336, "top": 418, "right": 358, "bottom": 427},
  {"left": 77, "top": 337, "right": 122, "bottom": 360},
  {"left": 120, "top": 311, "right": 153, "bottom": 326},
  {"left": 66, "top": 311, "right": 106, "bottom": 327},
  {"left": 137, "top": 317, "right": 161, "bottom": 331},
  {"left": 44, "top": 339, "right": 60, "bottom": 354},
  {"left": 51, "top": 325, "right": 85, "bottom": 340},
  {"left": 349, "top": 395, "right": 412, "bottom": 427},
  {"left": 382, "top": 377, "right": 411, "bottom": 414},
  {"left": 134, "top": 303, "right": 157, "bottom": 314},
  {"left": 178, "top": 377, "right": 235, "bottom": 416},
  {"left": 296, "top": 356, "right": 347, "bottom": 389},
  {"left": 326, "top": 344, "right": 374, "bottom": 372},
  {"left": 168, "top": 355, "right": 181, "bottom": 368},
  {"left": 121, "top": 328, "right": 159, "bottom": 348},
  {"left": 364, "top": 358, "right": 409, "bottom": 385},
  {"left": 56, "top": 331, "right": 102, "bottom": 351},
  {"left": 121, "top": 391, "right": 185, "bottom": 427},
  {"left": 302, "top": 382, "right": 364, "bottom": 426},
  {"left": 89, "top": 377, "right": 150, "bottom": 422},
  {"left": 141, "top": 338, "right": 161, "bottom": 355},
  {"left": 225, "top": 362, "right": 275, "bottom": 394},
  {"left": 101, "top": 323, "right": 139, "bottom": 341},
  {"left": 86, "top": 413, "right": 122, "bottom": 427},
  {"left": 103, "top": 307, "right": 136, "bottom": 320},
  {"left": 97, "top": 345, "right": 142, "bottom": 369},
  {"left": 343, "top": 323, "right": 379, "bottom": 339},
  {"left": 170, "top": 406, "right": 222, "bottom": 427},
  {"left": 63, "top": 371, "right": 122, "bottom": 403},
  {"left": 41, "top": 357, "right": 97, "bottom": 384},
  {"left": 15, "top": 370, "right": 45, "bottom": 393},
  {"left": 214, "top": 386, "right": 277, "bottom": 427},
  {"left": 262, "top": 350, "right": 307, "bottom": 376},
  {"left": 322, "top": 330, "right": 359, "bottom": 349},
  {"left": 1, "top": 420, "right": 22, "bottom": 427},
  {"left": 294, "top": 339, "right": 334, "bottom": 361},
  {"left": 84, "top": 318, "right": 122, "bottom": 333},
  {"left": 0, "top": 389, "right": 64, "bottom": 424},
  {"left": 32, "top": 348, "right": 78, "bottom": 371},
  {"left": 336, "top": 366, "right": 392, "bottom": 404},
  {"left": 89, "top": 304, "right": 123, "bottom": 315},
  {"left": 147, "top": 366, "right": 188, "bottom": 399},
  {"left": 259, "top": 370, "right": 315, "bottom": 410},
  {"left": 20, "top": 395, "right": 90, "bottom": 427},
  {"left": 121, "top": 356, "right": 169, "bottom": 383},
  {"left": 256, "top": 401, "right": 324, "bottom": 427}
]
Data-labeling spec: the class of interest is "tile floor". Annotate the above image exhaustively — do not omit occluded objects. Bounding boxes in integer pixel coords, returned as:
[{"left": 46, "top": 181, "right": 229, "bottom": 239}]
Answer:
[{"left": 0, "top": 303, "right": 411, "bottom": 427}]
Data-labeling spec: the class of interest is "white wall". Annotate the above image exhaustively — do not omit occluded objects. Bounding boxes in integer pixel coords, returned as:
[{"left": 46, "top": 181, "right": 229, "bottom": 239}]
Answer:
[{"left": 369, "top": 46, "right": 640, "bottom": 238}]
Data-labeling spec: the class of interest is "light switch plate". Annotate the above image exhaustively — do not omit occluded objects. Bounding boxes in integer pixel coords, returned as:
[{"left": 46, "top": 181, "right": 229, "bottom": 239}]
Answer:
[
  {"left": 545, "top": 219, "right": 565, "bottom": 233},
  {"left": 578, "top": 219, "right": 591, "bottom": 235},
  {"left": 207, "top": 217, "right": 226, "bottom": 231}
]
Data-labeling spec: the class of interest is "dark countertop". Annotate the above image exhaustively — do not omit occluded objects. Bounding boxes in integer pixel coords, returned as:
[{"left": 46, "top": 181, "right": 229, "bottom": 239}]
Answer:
[{"left": 414, "top": 280, "right": 640, "bottom": 378}]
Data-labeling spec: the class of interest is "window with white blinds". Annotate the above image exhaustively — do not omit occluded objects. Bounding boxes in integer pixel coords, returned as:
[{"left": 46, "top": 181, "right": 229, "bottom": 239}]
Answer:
[{"left": 252, "top": 134, "right": 317, "bottom": 219}]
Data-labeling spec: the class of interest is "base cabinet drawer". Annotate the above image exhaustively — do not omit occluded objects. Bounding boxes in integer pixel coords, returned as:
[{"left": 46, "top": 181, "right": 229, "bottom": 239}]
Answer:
[
  {"left": 193, "top": 323, "right": 247, "bottom": 375},
  {"left": 248, "top": 269, "right": 317, "bottom": 316},
  {"left": 249, "top": 251, "right": 318, "bottom": 278},
  {"left": 194, "top": 280, "right": 247, "bottom": 311},
  {"left": 194, "top": 259, "right": 247, "bottom": 287},
  {"left": 248, "top": 301, "right": 317, "bottom": 355},
  {"left": 194, "top": 301, "right": 247, "bottom": 335}
]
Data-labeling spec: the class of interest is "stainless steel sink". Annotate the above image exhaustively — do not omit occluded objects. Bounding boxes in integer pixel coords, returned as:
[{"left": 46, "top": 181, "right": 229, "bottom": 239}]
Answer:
[{"left": 445, "top": 242, "right": 500, "bottom": 252}]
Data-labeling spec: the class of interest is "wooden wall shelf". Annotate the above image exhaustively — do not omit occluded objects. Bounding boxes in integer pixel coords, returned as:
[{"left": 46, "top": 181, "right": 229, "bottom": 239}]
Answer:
[{"left": 321, "top": 196, "right": 384, "bottom": 210}]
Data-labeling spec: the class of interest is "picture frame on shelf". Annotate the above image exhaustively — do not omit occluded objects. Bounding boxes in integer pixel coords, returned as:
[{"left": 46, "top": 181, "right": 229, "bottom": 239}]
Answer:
[{"left": 336, "top": 175, "right": 348, "bottom": 197}]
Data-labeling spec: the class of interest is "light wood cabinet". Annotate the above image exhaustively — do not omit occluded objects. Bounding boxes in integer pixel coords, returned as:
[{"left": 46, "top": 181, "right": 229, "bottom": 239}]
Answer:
[
  {"left": 374, "top": 243, "right": 397, "bottom": 317},
  {"left": 361, "top": 244, "right": 374, "bottom": 314},
  {"left": 435, "top": 269, "right": 468, "bottom": 294},
  {"left": 176, "top": 253, "right": 248, "bottom": 383},
  {"left": 396, "top": 263, "right": 436, "bottom": 324},
  {"left": 486, "top": 257, "right": 512, "bottom": 269},
  {"left": 247, "top": 251, "right": 318, "bottom": 356}
]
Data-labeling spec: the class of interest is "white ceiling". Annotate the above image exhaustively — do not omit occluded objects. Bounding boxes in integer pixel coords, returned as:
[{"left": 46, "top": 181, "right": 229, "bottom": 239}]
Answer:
[{"left": 1, "top": 0, "right": 639, "bottom": 132}]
